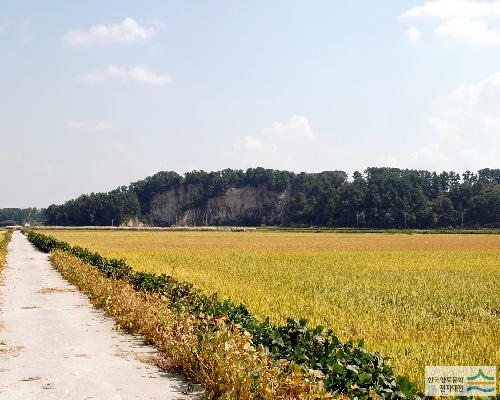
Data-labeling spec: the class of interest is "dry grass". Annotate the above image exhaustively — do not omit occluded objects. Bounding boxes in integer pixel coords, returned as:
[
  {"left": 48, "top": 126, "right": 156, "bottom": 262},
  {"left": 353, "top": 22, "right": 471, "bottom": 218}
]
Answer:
[
  {"left": 0, "top": 231, "right": 8, "bottom": 269},
  {"left": 50, "top": 250, "right": 339, "bottom": 400},
  {"left": 41, "top": 229, "right": 500, "bottom": 389}
]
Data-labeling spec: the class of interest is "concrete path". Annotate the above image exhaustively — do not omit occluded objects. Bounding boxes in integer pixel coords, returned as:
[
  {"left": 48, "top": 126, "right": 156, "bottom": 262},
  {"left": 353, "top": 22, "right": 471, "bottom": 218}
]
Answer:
[{"left": 0, "top": 231, "right": 198, "bottom": 400}]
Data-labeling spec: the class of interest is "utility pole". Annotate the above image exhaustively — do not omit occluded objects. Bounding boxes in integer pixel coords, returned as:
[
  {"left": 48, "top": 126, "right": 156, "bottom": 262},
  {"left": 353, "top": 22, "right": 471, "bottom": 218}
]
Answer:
[
  {"left": 404, "top": 212, "right": 407, "bottom": 229},
  {"left": 461, "top": 211, "right": 464, "bottom": 229},
  {"left": 111, "top": 218, "right": 114, "bottom": 227},
  {"left": 356, "top": 212, "right": 359, "bottom": 228}
]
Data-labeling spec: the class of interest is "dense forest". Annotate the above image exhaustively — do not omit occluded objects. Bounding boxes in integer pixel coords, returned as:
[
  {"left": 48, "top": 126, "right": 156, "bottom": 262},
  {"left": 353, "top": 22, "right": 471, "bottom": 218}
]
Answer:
[
  {"left": 36, "top": 167, "right": 500, "bottom": 229},
  {"left": 0, "top": 208, "right": 45, "bottom": 226}
]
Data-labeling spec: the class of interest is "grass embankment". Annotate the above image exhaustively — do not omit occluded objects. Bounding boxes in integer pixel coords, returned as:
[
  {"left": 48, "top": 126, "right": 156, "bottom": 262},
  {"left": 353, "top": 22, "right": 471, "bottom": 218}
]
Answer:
[
  {"left": 39, "top": 229, "right": 500, "bottom": 391},
  {"left": 0, "top": 230, "right": 12, "bottom": 268}
]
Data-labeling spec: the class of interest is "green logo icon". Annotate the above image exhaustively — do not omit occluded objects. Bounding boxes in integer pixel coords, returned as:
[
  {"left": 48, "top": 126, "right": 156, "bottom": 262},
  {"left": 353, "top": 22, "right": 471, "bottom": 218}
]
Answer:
[{"left": 466, "top": 369, "right": 495, "bottom": 393}]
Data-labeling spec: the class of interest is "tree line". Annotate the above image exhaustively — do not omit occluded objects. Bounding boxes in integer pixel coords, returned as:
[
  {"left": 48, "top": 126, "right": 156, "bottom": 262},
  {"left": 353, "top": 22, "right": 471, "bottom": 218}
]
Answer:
[
  {"left": 0, "top": 208, "right": 45, "bottom": 226},
  {"left": 10, "top": 167, "right": 499, "bottom": 228}
]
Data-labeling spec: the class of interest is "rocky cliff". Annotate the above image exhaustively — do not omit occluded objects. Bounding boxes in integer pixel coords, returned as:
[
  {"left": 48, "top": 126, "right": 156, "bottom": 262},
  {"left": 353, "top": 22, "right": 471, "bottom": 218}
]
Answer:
[{"left": 150, "top": 185, "right": 288, "bottom": 226}]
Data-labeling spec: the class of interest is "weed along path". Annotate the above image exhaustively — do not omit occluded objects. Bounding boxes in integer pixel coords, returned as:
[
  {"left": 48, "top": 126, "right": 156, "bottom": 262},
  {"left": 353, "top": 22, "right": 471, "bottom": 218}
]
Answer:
[{"left": 0, "top": 232, "right": 197, "bottom": 400}]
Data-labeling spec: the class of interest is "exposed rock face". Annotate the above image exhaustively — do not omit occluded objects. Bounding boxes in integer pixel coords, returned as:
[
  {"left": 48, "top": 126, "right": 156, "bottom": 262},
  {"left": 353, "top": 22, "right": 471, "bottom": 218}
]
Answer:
[
  {"left": 120, "top": 217, "right": 147, "bottom": 228},
  {"left": 150, "top": 185, "right": 288, "bottom": 226}
]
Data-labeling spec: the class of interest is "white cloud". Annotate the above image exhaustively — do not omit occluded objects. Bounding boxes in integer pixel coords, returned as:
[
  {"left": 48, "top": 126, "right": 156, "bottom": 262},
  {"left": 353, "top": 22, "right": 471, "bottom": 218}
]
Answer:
[
  {"left": 233, "top": 116, "right": 322, "bottom": 169},
  {"left": 458, "top": 147, "right": 499, "bottom": 166},
  {"left": 380, "top": 73, "right": 500, "bottom": 170},
  {"left": 441, "top": 71, "right": 500, "bottom": 106},
  {"left": 234, "top": 136, "right": 278, "bottom": 154},
  {"left": 409, "top": 143, "right": 452, "bottom": 168},
  {"left": 409, "top": 72, "right": 500, "bottom": 170},
  {"left": 264, "top": 115, "right": 316, "bottom": 141},
  {"left": 67, "top": 120, "right": 118, "bottom": 132},
  {"left": 434, "top": 17, "right": 500, "bottom": 44},
  {"left": 407, "top": 27, "right": 422, "bottom": 41},
  {"left": 429, "top": 117, "right": 466, "bottom": 144},
  {"left": 400, "top": 0, "right": 500, "bottom": 45},
  {"left": 62, "top": 17, "right": 157, "bottom": 45},
  {"left": 107, "top": 65, "right": 170, "bottom": 85},
  {"left": 449, "top": 70, "right": 500, "bottom": 124},
  {"left": 78, "top": 65, "right": 170, "bottom": 86},
  {"left": 399, "top": 0, "right": 500, "bottom": 20},
  {"left": 435, "top": 72, "right": 500, "bottom": 142}
]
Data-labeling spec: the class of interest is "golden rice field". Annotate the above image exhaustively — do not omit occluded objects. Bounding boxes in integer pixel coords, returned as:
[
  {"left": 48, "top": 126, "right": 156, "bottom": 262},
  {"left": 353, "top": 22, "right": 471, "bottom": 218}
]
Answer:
[{"left": 39, "top": 229, "right": 500, "bottom": 388}]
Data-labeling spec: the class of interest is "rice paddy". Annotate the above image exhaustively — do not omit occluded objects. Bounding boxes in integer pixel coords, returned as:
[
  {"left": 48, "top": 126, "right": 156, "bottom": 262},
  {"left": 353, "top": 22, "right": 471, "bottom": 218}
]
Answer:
[{"left": 39, "top": 229, "right": 500, "bottom": 389}]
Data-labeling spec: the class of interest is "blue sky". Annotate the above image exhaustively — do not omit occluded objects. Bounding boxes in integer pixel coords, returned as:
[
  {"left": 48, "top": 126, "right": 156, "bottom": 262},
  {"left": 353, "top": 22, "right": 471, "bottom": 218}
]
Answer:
[{"left": 1, "top": 0, "right": 499, "bottom": 207}]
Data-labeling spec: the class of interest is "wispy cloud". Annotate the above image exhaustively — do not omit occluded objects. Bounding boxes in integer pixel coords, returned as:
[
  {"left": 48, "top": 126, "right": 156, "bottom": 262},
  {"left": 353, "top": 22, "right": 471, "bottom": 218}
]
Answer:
[
  {"left": 78, "top": 65, "right": 170, "bottom": 86},
  {"left": 406, "top": 27, "right": 422, "bottom": 42},
  {"left": 409, "top": 143, "right": 452, "bottom": 169},
  {"left": 264, "top": 115, "right": 316, "bottom": 141},
  {"left": 399, "top": 0, "right": 500, "bottom": 45},
  {"left": 234, "top": 136, "right": 278, "bottom": 155},
  {"left": 233, "top": 115, "right": 320, "bottom": 169},
  {"left": 235, "top": 115, "right": 316, "bottom": 154},
  {"left": 440, "top": 71, "right": 500, "bottom": 106},
  {"left": 62, "top": 17, "right": 159, "bottom": 46},
  {"left": 67, "top": 120, "right": 118, "bottom": 132},
  {"left": 399, "top": 0, "right": 500, "bottom": 19},
  {"left": 383, "top": 72, "right": 500, "bottom": 170},
  {"left": 434, "top": 17, "right": 500, "bottom": 44}
]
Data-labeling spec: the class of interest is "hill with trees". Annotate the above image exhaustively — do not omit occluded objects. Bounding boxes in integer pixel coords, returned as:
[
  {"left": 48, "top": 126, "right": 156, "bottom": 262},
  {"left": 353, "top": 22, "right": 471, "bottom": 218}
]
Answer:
[{"left": 39, "top": 167, "right": 500, "bottom": 229}]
